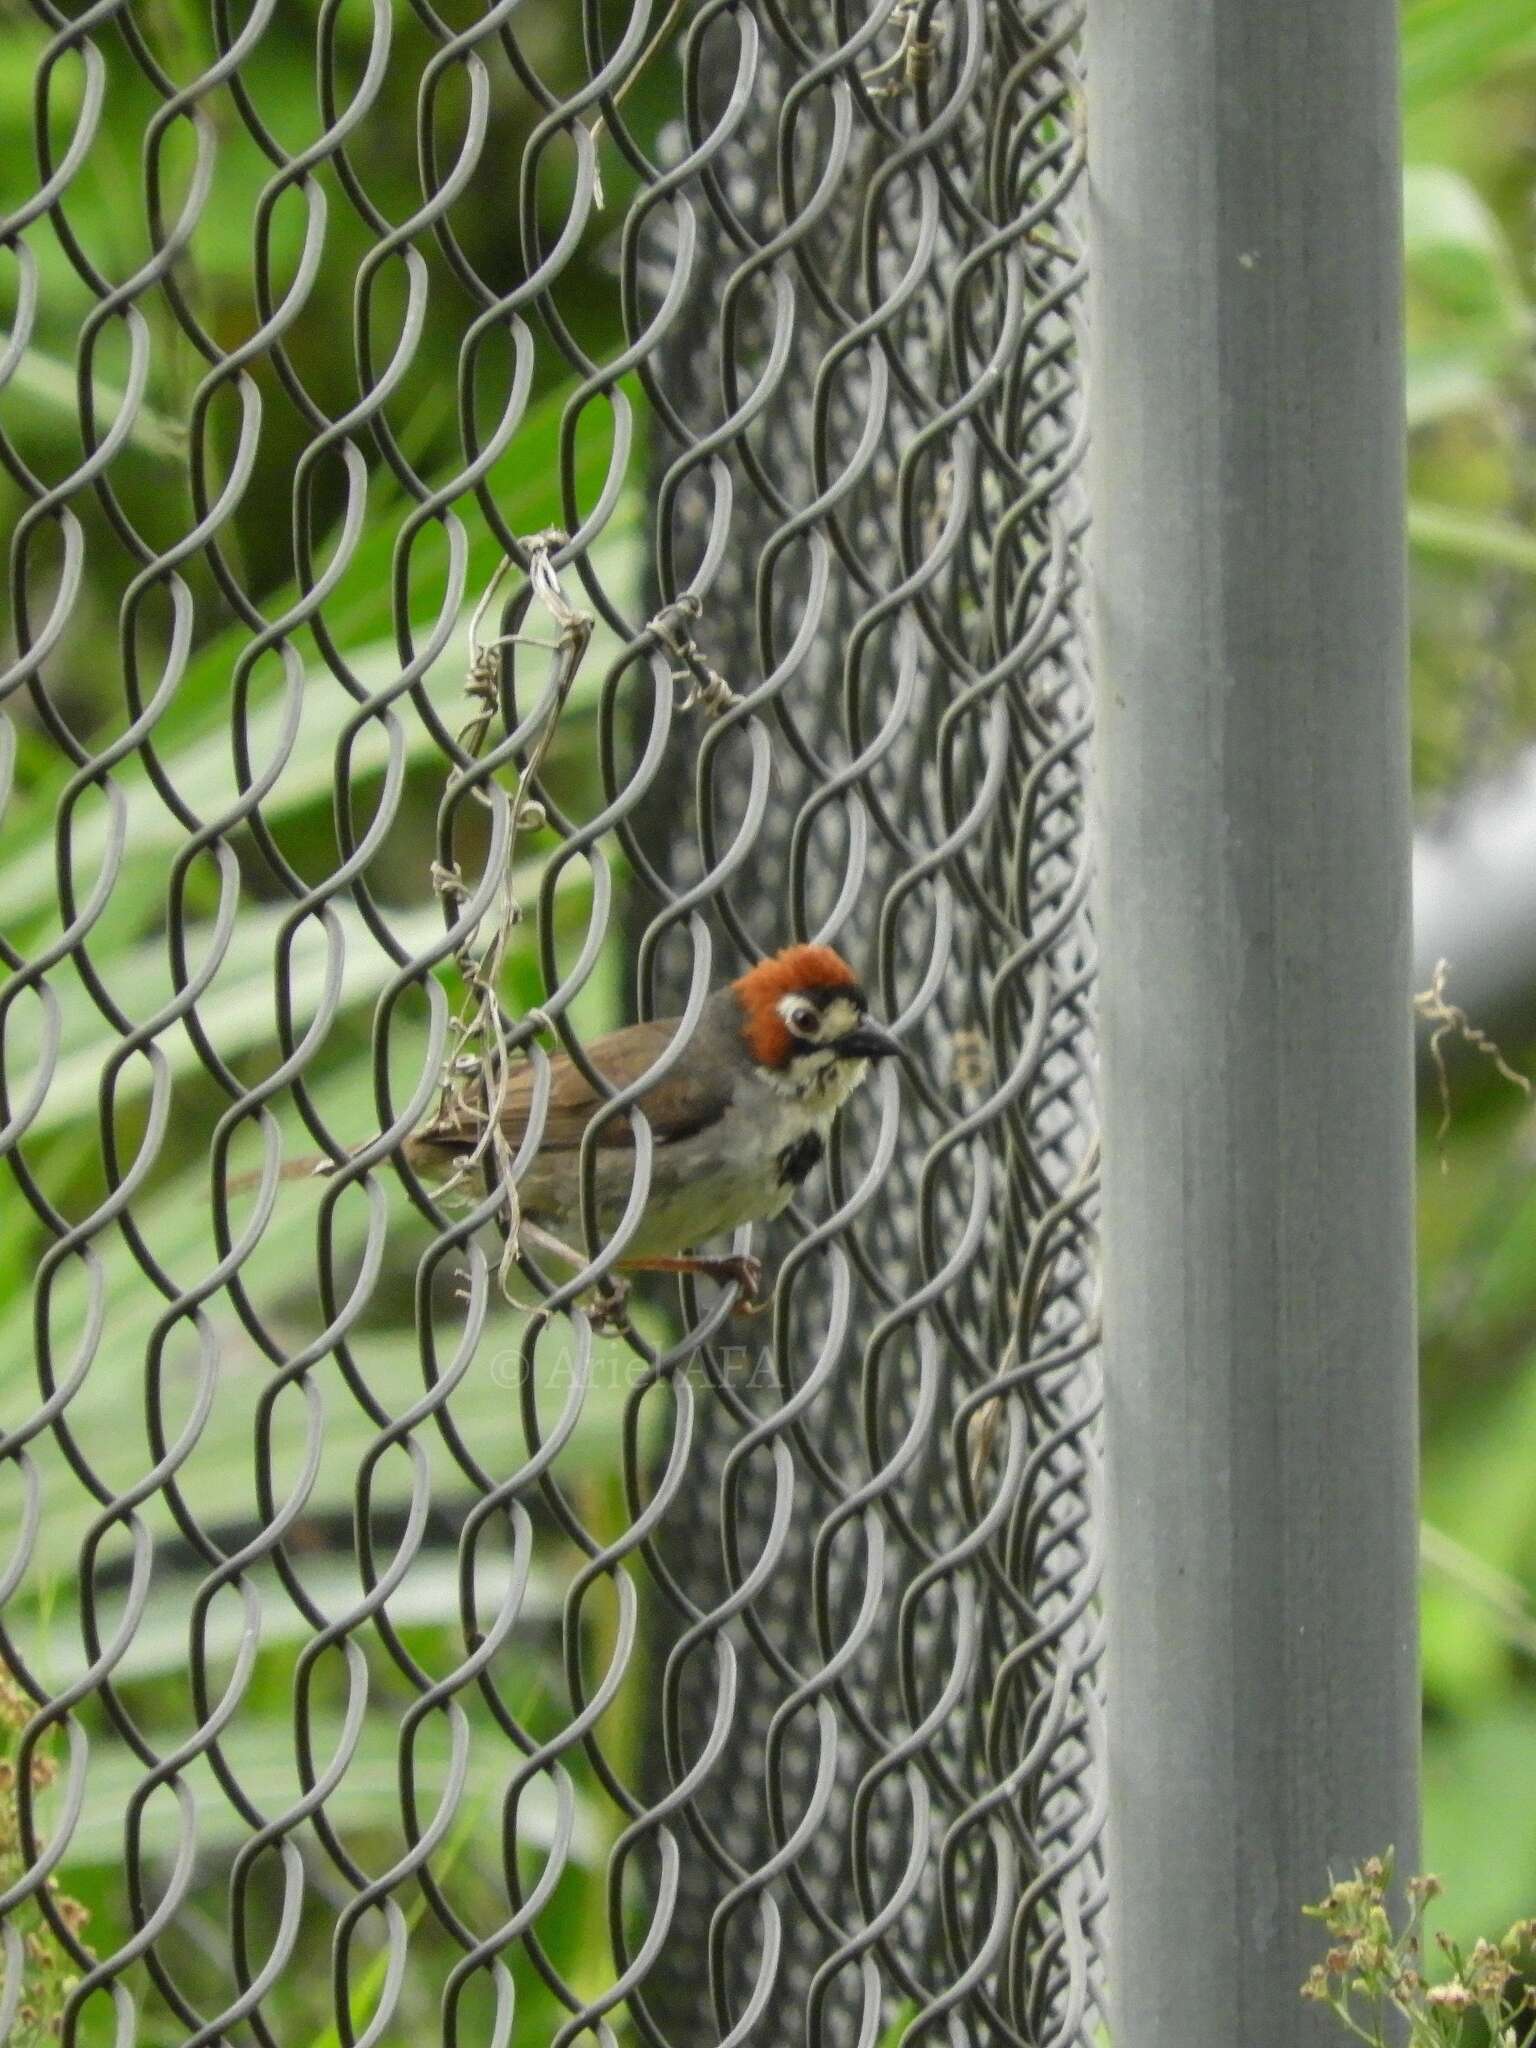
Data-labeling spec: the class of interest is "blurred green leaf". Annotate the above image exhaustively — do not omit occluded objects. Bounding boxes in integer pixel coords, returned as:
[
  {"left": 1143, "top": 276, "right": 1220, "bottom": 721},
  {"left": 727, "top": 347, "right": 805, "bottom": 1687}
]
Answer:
[
  {"left": 0, "top": 501, "right": 637, "bottom": 942},
  {"left": 1424, "top": 1710, "right": 1536, "bottom": 1943},
  {"left": 878, "top": 2000, "right": 917, "bottom": 2047},
  {"left": 1422, "top": 1573, "right": 1519, "bottom": 1714},
  {"left": 16, "top": 899, "right": 446, "bottom": 1139},
  {"left": 1403, "top": 0, "right": 1536, "bottom": 112},
  {"left": 49, "top": 1715, "right": 594, "bottom": 1869},
  {"left": 299, "top": 1782, "right": 502, "bottom": 2048},
  {"left": 0, "top": 1113, "right": 666, "bottom": 1603},
  {"left": 76, "top": 1554, "right": 560, "bottom": 1684},
  {"left": 1422, "top": 1523, "right": 1536, "bottom": 1716},
  {"left": 1409, "top": 500, "right": 1536, "bottom": 574},
  {"left": 1404, "top": 165, "right": 1530, "bottom": 427},
  {"left": 1420, "top": 1351, "right": 1536, "bottom": 1713},
  {"left": 0, "top": 346, "right": 187, "bottom": 464}
]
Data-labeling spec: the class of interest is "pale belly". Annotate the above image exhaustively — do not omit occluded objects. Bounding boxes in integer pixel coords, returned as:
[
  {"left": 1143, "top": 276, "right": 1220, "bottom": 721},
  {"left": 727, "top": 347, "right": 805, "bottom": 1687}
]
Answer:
[{"left": 518, "top": 1100, "right": 827, "bottom": 1259}]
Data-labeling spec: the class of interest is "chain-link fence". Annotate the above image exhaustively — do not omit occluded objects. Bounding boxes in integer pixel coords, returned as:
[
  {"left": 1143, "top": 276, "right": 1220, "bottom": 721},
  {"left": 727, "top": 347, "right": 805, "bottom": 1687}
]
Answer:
[{"left": 1, "top": 0, "right": 1098, "bottom": 2040}]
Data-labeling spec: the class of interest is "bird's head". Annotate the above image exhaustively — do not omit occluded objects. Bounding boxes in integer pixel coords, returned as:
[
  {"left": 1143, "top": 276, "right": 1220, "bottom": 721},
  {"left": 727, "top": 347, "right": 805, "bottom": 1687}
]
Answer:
[{"left": 732, "top": 944, "right": 899, "bottom": 1110}]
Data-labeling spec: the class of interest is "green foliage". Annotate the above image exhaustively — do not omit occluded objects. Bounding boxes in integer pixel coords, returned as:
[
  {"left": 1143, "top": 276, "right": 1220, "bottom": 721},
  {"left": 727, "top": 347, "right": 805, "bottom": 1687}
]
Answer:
[
  {"left": 1403, "top": 0, "right": 1536, "bottom": 115},
  {"left": 0, "top": 0, "right": 694, "bottom": 2011},
  {"left": 1419, "top": 1088, "right": 1536, "bottom": 1942},
  {"left": 0, "top": 498, "right": 654, "bottom": 2033},
  {"left": 1425, "top": 1716, "right": 1536, "bottom": 1949},
  {"left": 1402, "top": 2, "right": 1536, "bottom": 794},
  {"left": 1374, "top": 0, "right": 1536, "bottom": 1967},
  {"left": 878, "top": 2000, "right": 918, "bottom": 2046},
  {"left": 1404, "top": 165, "right": 1530, "bottom": 429},
  {"left": 0, "top": 3, "right": 655, "bottom": 2012}
]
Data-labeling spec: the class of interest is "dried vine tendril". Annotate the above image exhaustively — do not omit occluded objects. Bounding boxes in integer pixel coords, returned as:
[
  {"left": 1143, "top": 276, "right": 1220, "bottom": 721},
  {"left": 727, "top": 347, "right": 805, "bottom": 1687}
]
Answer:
[{"left": 427, "top": 533, "right": 593, "bottom": 1295}]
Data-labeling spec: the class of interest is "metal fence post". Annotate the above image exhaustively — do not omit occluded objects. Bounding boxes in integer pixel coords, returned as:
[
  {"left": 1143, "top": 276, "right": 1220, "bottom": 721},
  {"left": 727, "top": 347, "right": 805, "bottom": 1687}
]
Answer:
[{"left": 1086, "top": 2, "right": 1420, "bottom": 2042}]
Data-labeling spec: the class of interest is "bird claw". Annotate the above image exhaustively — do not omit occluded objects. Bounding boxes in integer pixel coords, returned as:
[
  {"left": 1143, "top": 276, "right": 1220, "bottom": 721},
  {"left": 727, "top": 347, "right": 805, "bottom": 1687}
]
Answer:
[
  {"left": 705, "top": 1253, "right": 767, "bottom": 1316},
  {"left": 587, "top": 1274, "right": 632, "bottom": 1334}
]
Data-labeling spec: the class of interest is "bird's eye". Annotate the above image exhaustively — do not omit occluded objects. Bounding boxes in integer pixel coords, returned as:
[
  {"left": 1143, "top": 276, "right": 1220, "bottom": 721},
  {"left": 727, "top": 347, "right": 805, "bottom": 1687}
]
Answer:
[{"left": 789, "top": 1003, "right": 820, "bottom": 1038}]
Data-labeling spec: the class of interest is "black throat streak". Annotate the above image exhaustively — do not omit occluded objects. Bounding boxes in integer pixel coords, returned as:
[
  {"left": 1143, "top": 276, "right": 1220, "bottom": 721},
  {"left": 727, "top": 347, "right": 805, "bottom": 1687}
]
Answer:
[{"left": 775, "top": 1130, "right": 825, "bottom": 1189}]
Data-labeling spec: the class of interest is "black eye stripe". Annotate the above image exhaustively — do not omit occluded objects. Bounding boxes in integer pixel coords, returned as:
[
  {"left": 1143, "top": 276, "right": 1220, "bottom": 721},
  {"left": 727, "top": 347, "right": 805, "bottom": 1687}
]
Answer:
[{"left": 801, "top": 983, "right": 866, "bottom": 1012}]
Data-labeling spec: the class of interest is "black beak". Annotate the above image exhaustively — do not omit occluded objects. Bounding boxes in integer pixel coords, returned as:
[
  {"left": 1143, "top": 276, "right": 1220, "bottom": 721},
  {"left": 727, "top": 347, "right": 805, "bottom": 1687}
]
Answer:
[{"left": 836, "top": 1019, "right": 901, "bottom": 1061}]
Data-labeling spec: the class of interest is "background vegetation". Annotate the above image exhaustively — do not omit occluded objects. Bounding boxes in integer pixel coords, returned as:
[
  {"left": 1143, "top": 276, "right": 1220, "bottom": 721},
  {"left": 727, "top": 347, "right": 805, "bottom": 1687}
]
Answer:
[
  {"left": 0, "top": 0, "right": 660, "bottom": 2032},
  {"left": 2, "top": 0, "right": 1536, "bottom": 2035},
  {"left": 1402, "top": 0, "right": 1536, "bottom": 1955}
]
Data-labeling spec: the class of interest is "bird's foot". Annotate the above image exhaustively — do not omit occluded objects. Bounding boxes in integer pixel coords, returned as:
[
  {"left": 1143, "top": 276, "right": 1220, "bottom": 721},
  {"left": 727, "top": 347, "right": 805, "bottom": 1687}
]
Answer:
[
  {"left": 616, "top": 1251, "right": 770, "bottom": 1316},
  {"left": 587, "top": 1273, "right": 633, "bottom": 1334},
  {"left": 697, "top": 1252, "right": 767, "bottom": 1317}
]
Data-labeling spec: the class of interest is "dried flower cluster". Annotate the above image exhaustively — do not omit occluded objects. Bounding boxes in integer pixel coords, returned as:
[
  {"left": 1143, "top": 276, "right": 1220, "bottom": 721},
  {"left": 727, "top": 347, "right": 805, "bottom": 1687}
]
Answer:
[
  {"left": 1304, "top": 1851, "right": 1536, "bottom": 2046},
  {"left": 0, "top": 1672, "right": 91, "bottom": 2045}
]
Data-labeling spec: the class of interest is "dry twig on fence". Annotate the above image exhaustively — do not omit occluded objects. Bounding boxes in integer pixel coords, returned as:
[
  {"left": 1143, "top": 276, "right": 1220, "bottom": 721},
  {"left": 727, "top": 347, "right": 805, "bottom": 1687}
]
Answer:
[
  {"left": 1414, "top": 956, "right": 1532, "bottom": 1169},
  {"left": 427, "top": 534, "right": 592, "bottom": 1298}
]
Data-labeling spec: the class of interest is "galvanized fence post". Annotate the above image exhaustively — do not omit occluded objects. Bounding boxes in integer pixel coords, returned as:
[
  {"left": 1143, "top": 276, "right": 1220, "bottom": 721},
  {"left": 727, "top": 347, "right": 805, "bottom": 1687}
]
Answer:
[{"left": 1086, "top": 2, "right": 1420, "bottom": 2041}]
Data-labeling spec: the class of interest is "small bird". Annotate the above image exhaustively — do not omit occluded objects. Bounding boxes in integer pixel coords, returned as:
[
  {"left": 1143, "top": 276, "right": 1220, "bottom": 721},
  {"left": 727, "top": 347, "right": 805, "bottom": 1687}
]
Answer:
[{"left": 250, "top": 945, "right": 898, "bottom": 1314}]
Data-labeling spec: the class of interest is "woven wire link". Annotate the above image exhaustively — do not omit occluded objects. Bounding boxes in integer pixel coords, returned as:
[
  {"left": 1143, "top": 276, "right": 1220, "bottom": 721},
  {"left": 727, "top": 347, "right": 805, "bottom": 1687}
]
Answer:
[{"left": 0, "top": 0, "right": 1098, "bottom": 2040}]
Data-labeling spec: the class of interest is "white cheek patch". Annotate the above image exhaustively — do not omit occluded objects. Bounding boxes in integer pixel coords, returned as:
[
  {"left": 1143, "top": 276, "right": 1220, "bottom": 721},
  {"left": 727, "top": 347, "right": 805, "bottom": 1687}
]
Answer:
[{"left": 776, "top": 992, "right": 861, "bottom": 1042}]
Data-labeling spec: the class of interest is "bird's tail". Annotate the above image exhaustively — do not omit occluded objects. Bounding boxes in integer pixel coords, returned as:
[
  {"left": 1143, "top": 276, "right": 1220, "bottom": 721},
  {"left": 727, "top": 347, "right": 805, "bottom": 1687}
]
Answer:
[
  {"left": 223, "top": 1132, "right": 464, "bottom": 1197},
  {"left": 223, "top": 1154, "right": 340, "bottom": 1197}
]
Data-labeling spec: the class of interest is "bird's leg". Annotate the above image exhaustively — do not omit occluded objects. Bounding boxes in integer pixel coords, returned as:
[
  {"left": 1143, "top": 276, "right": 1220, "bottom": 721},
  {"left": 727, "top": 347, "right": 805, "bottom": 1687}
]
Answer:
[
  {"left": 618, "top": 1252, "right": 768, "bottom": 1317},
  {"left": 514, "top": 1227, "right": 767, "bottom": 1321},
  {"left": 517, "top": 1220, "right": 632, "bottom": 1329}
]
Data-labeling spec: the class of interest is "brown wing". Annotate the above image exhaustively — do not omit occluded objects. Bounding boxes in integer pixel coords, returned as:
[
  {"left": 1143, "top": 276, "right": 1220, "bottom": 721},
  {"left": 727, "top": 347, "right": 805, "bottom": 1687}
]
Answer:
[{"left": 422, "top": 1014, "right": 733, "bottom": 1158}]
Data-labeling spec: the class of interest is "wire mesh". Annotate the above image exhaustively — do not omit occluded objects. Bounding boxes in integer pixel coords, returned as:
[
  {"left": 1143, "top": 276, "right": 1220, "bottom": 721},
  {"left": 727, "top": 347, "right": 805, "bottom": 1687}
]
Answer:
[{"left": 0, "top": 0, "right": 1099, "bottom": 2041}]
